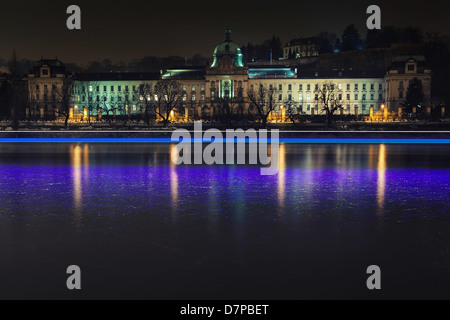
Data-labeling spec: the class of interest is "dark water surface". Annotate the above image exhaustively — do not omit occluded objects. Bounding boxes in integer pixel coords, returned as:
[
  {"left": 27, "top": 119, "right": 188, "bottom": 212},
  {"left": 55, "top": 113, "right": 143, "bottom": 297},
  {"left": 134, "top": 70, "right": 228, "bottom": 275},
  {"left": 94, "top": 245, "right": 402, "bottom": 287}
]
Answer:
[{"left": 0, "top": 143, "right": 449, "bottom": 299}]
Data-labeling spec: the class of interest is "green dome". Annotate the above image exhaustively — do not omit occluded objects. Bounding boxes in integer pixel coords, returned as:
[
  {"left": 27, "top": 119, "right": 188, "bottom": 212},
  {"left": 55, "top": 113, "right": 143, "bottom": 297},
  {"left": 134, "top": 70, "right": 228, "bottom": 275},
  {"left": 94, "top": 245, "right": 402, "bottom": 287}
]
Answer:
[{"left": 211, "top": 27, "right": 244, "bottom": 68}]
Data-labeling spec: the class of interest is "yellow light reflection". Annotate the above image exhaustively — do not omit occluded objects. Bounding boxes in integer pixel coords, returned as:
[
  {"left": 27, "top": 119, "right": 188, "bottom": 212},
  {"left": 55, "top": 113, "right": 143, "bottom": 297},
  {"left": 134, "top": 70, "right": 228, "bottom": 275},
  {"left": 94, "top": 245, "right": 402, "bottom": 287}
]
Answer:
[
  {"left": 70, "top": 144, "right": 89, "bottom": 225},
  {"left": 169, "top": 144, "right": 179, "bottom": 212},
  {"left": 377, "top": 144, "right": 386, "bottom": 212},
  {"left": 278, "top": 143, "right": 286, "bottom": 208}
]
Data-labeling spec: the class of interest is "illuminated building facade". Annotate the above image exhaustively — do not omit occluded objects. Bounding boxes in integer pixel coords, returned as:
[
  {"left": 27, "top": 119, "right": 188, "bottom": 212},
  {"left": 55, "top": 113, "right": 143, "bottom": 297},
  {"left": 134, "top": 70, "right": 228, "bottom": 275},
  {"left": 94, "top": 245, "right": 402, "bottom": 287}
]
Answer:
[{"left": 26, "top": 28, "right": 432, "bottom": 121}]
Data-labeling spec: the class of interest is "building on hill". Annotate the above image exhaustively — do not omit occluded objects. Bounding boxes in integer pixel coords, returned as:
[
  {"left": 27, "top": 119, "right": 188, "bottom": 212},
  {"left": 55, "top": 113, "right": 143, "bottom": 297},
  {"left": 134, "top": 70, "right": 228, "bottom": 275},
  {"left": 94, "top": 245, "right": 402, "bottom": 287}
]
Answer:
[{"left": 283, "top": 37, "right": 323, "bottom": 59}]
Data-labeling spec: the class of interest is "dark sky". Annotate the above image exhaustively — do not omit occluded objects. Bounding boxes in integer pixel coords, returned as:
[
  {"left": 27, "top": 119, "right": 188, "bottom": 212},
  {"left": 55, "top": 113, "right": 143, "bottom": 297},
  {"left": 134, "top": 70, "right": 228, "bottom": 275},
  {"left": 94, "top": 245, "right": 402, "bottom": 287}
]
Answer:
[{"left": 1, "top": 0, "right": 449, "bottom": 66}]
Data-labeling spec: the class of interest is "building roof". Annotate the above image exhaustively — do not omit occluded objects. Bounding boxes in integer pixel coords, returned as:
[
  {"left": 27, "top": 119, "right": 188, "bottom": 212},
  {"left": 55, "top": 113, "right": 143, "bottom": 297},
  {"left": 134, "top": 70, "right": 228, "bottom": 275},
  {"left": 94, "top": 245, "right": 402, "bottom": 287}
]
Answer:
[
  {"left": 162, "top": 67, "right": 206, "bottom": 80},
  {"left": 73, "top": 72, "right": 160, "bottom": 81},
  {"left": 297, "top": 69, "right": 385, "bottom": 79},
  {"left": 248, "top": 67, "right": 296, "bottom": 79},
  {"left": 388, "top": 55, "right": 430, "bottom": 74},
  {"left": 30, "top": 58, "right": 66, "bottom": 76}
]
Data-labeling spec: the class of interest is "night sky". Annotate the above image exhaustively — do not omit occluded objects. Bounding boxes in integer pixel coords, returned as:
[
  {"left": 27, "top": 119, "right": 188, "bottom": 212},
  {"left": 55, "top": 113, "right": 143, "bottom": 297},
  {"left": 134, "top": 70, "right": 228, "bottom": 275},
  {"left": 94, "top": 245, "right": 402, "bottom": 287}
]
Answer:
[{"left": 1, "top": 0, "right": 449, "bottom": 66}]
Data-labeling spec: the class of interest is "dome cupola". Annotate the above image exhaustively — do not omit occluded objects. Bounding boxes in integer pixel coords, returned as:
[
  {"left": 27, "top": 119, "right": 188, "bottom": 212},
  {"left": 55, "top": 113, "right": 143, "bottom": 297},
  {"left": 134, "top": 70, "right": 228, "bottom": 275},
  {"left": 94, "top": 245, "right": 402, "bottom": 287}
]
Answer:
[{"left": 211, "top": 27, "right": 244, "bottom": 68}]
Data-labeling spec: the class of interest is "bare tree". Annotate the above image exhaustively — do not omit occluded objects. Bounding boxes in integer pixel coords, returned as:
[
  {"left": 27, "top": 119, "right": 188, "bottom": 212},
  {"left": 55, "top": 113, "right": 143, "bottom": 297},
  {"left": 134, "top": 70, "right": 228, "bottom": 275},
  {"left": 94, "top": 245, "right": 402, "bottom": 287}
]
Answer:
[
  {"left": 139, "top": 83, "right": 156, "bottom": 127},
  {"left": 247, "top": 83, "right": 278, "bottom": 128},
  {"left": 211, "top": 96, "right": 240, "bottom": 125},
  {"left": 314, "top": 81, "right": 344, "bottom": 127},
  {"left": 283, "top": 97, "right": 303, "bottom": 127},
  {"left": 53, "top": 76, "right": 75, "bottom": 128},
  {"left": 98, "top": 89, "right": 119, "bottom": 125},
  {"left": 153, "top": 79, "right": 184, "bottom": 127}
]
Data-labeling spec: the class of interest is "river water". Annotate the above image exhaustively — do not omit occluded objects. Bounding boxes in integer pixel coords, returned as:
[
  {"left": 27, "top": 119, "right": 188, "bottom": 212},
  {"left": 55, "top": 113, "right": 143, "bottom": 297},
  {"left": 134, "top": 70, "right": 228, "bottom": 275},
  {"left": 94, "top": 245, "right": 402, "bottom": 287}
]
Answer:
[{"left": 0, "top": 143, "right": 449, "bottom": 299}]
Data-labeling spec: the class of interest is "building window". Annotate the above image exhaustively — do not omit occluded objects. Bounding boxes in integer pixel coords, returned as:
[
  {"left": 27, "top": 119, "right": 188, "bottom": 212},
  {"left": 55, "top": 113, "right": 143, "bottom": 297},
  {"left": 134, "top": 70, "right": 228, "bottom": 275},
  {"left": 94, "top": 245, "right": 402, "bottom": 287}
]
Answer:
[
  {"left": 299, "top": 93, "right": 303, "bottom": 101},
  {"left": 307, "top": 105, "right": 310, "bottom": 111},
  {"left": 118, "top": 86, "right": 122, "bottom": 92},
  {"left": 354, "top": 84, "right": 358, "bottom": 90},
  {"left": 362, "top": 94, "right": 366, "bottom": 100},
  {"left": 315, "top": 84, "right": 319, "bottom": 90},
  {"left": 201, "top": 84, "right": 205, "bottom": 91},
  {"left": 104, "top": 86, "right": 107, "bottom": 91},
  {"left": 211, "top": 91, "right": 215, "bottom": 100},
  {"left": 346, "top": 94, "right": 350, "bottom": 100},
  {"left": 201, "top": 93, "right": 205, "bottom": 100},
  {"left": 347, "top": 84, "right": 350, "bottom": 91},
  {"left": 192, "top": 94, "right": 196, "bottom": 101},
  {"left": 370, "top": 84, "right": 374, "bottom": 90},
  {"left": 370, "top": 94, "right": 374, "bottom": 100},
  {"left": 278, "top": 94, "right": 282, "bottom": 101},
  {"left": 307, "top": 93, "right": 311, "bottom": 101},
  {"left": 36, "top": 85, "right": 40, "bottom": 90},
  {"left": 269, "top": 84, "right": 273, "bottom": 90},
  {"left": 42, "top": 69, "right": 49, "bottom": 76},
  {"left": 288, "top": 94, "right": 292, "bottom": 100},
  {"left": 192, "top": 85, "right": 196, "bottom": 91},
  {"left": 133, "top": 85, "right": 136, "bottom": 92},
  {"left": 182, "top": 85, "right": 186, "bottom": 92},
  {"left": 111, "top": 86, "right": 114, "bottom": 92},
  {"left": 379, "top": 93, "right": 382, "bottom": 100},
  {"left": 379, "top": 84, "right": 382, "bottom": 90},
  {"left": 211, "top": 82, "right": 215, "bottom": 88},
  {"left": 307, "top": 84, "right": 311, "bottom": 91},
  {"left": 279, "top": 84, "right": 282, "bottom": 91},
  {"left": 408, "top": 64, "right": 415, "bottom": 71},
  {"left": 399, "top": 91, "right": 403, "bottom": 99},
  {"left": 362, "top": 84, "right": 366, "bottom": 90},
  {"left": 355, "top": 94, "right": 358, "bottom": 100},
  {"left": 299, "top": 84, "right": 303, "bottom": 90},
  {"left": 288, "top": 84, "right": 292, "bottom": 91}
]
